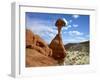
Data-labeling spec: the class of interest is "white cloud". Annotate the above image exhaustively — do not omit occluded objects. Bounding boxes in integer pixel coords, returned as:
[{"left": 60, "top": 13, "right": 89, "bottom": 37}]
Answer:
[
  {"left": 72, "top": 14, "right": 79, "bottom": 19},
  {"left": 27, "top": 20, "right": 58, "bottom": 44},
  {"left": 67, "top": 25, "right": 72, "bottom": 28},
  {"left": 76, "top": 36, "right": 89, "bottom": 42},
  {"left": 69, "top": 20, "right": 72, "bottom": 23},
  {"left": 76, "top": 36, "right": 85, "bottom": 40},
  {"left": 63, "top": 36, "right": 88, "bottom": 44},
  {"left": 85, "top": 35, "right": 89, "bottom": 38},
  {"left": 63, "top": 39, "right": 76, "bottom": 44},
  {"left": 69, "top": 30, "right": 83, "bottom": 36},
  {"left": 62, "top": 25, "right": 72, "bottom": 31},
  {"left": 73, "top": 24, "right": 78, "bottom": 27}
]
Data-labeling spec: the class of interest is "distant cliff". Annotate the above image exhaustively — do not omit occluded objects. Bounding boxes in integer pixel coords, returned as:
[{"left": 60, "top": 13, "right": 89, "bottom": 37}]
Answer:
[{"left": 64, "top": 41, "right": 89, "bottom": 52}]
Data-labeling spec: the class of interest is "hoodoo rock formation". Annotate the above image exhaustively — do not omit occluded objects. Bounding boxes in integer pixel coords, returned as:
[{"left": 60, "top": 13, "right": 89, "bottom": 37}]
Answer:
[{"left": 49, "top": 19, "right": 67, "bottom": 63}]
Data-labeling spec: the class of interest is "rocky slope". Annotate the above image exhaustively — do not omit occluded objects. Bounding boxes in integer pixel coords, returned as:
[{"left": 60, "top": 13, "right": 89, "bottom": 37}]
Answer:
[
  {"left": 26, "top": 29, "right": 57, "bottom": 67},
  {"left": 64, "top": 41, "right": 89, "bottom": 52}
]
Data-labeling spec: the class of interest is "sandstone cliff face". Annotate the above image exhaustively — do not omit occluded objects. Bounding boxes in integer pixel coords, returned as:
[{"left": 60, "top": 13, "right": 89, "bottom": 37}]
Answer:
[
  {"left": 26, "top": 29, "right": 57, "bottom": 67},
  {"left": 26, "top": 29, "right": 52, "bottom": 56},
  {"left": 49, "top": 34, "right": 66, "bottom": 61}
]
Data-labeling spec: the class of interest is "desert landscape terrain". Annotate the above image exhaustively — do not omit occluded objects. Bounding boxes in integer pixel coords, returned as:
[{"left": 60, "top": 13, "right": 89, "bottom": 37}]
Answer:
[
  {"left": 64, "top": 41, "right": 89, "bottom": 65},
  {"left": 26, "top": 29, "right": 89, "bottom": 67}
]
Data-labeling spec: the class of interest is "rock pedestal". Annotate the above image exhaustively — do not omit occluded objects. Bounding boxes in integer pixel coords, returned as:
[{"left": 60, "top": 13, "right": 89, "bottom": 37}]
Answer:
[{"left": 49, "top": 34, "right": 66, "bottom": 62}]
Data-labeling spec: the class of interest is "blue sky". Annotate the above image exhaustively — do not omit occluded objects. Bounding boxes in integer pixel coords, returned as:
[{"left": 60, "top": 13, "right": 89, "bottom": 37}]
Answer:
[{"left": 26, "top": 12, "right": 90, "bottom": 45}]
